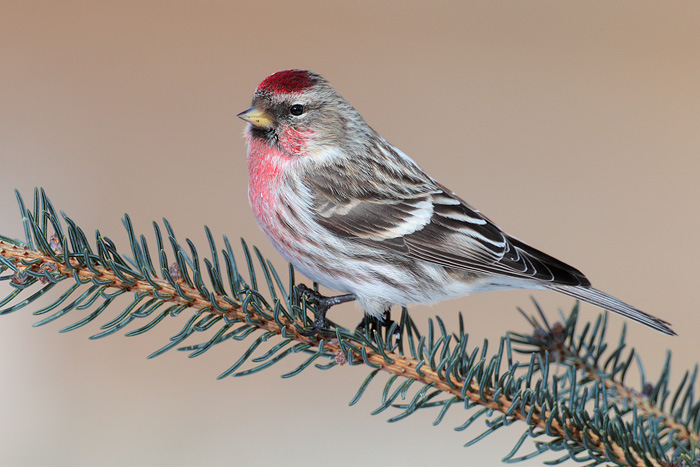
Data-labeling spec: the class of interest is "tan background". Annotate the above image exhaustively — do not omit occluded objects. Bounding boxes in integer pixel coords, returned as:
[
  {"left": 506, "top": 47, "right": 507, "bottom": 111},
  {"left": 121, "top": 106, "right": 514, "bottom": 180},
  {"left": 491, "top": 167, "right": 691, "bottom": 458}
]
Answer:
[{"left": 1, "top": 1, "right": 699, "bottom": 466}]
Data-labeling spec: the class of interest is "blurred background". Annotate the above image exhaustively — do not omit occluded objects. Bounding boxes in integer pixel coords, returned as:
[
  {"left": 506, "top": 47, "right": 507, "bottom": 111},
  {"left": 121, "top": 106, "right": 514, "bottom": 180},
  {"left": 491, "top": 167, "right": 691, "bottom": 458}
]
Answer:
[{"left": 1, "top": 1, "right": 698, "bottom": 466}]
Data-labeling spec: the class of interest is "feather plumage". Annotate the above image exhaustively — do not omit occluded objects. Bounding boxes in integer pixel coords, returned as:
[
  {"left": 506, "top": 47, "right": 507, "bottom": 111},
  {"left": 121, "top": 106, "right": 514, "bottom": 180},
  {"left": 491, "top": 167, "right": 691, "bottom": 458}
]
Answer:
[{"left": 240, "top": 69, "right": 676, "bottom": 336}]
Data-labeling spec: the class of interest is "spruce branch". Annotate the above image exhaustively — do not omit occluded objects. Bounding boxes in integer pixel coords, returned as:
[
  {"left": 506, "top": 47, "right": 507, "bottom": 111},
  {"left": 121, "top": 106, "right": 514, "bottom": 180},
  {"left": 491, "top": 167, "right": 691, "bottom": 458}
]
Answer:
[
  {"left": 1, "top": 188, "right": 698, "bottom": 466},
  {"left": 512, "top": 310, "right": 700, "bottom": 450}
]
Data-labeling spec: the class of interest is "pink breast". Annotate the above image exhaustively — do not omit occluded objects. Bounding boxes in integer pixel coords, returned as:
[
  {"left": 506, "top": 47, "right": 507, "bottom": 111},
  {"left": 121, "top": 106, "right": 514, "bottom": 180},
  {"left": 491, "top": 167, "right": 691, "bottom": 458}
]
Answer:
[{"left": 247, "top": 138, "right": 296, "bottom": 247}]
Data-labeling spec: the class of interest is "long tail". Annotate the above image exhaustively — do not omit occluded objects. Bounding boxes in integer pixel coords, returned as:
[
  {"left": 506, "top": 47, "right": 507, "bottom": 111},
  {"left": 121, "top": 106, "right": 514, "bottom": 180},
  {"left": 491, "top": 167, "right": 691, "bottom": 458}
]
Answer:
[{"left": 544, "top": 284, "right": 676, "bottom": 336}]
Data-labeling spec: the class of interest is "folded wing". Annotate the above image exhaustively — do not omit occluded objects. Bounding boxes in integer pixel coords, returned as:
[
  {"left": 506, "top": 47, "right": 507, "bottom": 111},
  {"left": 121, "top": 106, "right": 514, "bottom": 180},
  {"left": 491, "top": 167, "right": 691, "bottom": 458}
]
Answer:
[{"left": 307, "top": 166, "right": 590, "bottom": 287}]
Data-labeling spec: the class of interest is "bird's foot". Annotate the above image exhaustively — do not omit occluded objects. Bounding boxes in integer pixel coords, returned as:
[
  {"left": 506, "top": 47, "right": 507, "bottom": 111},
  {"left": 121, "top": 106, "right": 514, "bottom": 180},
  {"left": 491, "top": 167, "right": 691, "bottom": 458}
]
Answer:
[
  {"left": 356, "top": 308, "right": 400, "bottom": 342},
  {"left": 295, "top": 284, "right": 355, "bottom": 337}
]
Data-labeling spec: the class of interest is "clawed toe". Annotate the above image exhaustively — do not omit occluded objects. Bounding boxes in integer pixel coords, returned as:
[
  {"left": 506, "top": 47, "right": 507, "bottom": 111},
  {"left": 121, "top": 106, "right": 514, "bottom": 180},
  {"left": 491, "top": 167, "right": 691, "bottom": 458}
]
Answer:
[{"left": 294, "top": 284, "right": 355, "bottom": 336}]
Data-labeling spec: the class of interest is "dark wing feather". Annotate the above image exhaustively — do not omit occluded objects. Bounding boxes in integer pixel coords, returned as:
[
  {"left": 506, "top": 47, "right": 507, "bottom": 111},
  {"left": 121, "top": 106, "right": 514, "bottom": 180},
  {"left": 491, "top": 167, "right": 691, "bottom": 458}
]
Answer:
[{"left": 305, "top": 160, "right": 590, "bottom": 287}]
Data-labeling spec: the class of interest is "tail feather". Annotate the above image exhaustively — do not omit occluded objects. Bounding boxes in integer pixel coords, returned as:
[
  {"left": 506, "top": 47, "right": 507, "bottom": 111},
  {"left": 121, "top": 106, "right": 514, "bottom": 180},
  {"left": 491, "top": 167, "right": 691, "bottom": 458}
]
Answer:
[{"left": 544, "top": 285, "right": 676, "bottom": 336}]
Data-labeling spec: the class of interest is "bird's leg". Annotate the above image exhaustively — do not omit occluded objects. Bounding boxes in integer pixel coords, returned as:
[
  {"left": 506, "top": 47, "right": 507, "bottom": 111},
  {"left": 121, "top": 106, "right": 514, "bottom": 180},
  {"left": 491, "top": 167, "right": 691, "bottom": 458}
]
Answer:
[
  {"left": 295, "top": 284, "right": 355, "bottom": 336},
  {"left": 356, "top": 307, "right": 398, "bottom": 342}
]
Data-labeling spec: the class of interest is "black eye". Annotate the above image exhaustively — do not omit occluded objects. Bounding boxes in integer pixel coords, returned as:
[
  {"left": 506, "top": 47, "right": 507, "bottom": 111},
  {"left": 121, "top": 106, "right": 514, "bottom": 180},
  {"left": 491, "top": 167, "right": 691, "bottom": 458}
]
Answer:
[{"left": 289, "top": 104, "right": 304, "bottom": 116}]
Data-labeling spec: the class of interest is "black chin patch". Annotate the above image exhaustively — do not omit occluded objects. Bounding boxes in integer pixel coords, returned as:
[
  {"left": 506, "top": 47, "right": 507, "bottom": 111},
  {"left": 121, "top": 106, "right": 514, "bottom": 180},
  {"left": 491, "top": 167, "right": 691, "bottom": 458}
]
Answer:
[{"left": 250, "top": 125, "right": 276, "bottom": 143}]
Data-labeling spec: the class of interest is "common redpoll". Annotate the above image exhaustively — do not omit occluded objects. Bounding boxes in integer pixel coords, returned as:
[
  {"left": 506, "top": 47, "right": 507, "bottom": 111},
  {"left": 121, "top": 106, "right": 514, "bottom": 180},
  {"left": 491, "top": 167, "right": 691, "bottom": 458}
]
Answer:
[{"left": 237, "top": 69, "right": 675, "bottom": 336}]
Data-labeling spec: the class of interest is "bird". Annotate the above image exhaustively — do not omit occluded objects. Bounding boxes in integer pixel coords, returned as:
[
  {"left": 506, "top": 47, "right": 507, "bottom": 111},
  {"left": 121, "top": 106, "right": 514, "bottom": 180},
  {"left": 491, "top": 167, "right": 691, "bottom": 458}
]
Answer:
[{"left": 237, "top": 69, "right": 675, "bottom": 336}]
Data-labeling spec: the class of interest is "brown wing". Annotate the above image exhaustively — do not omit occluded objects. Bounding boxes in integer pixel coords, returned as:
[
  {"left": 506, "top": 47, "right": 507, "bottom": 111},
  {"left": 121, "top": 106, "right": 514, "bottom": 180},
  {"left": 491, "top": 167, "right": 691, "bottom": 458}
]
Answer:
[{"left": 305, "top": 156, "right": 590, "bottom": 286}]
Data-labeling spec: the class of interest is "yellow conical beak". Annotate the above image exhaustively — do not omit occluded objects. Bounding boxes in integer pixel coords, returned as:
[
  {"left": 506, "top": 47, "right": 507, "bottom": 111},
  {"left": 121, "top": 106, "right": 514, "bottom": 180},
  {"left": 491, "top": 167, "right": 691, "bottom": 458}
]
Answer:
[{"left": 237, "top": 106, "right": 274, "bottom": 129}]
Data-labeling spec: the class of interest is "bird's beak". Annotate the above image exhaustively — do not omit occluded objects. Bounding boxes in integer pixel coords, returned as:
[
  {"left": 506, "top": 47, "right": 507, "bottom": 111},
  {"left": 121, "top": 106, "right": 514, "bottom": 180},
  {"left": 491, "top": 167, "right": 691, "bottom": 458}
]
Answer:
[{"left": 237, "top": 106, "right": 274, "bottom": 129}]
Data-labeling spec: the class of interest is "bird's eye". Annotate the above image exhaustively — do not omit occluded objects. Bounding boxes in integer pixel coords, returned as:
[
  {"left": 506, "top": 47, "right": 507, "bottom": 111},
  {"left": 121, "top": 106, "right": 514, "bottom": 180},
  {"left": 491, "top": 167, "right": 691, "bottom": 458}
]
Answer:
[{"left": 289, "top": 104, "right": 304, "bottom": 116}]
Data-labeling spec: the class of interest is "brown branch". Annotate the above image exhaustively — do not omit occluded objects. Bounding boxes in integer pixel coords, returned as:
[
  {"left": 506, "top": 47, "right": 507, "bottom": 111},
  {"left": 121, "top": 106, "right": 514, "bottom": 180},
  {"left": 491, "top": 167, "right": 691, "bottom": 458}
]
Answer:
[{"left": 0, "top": 241, "right": 665, "bottom": 466}]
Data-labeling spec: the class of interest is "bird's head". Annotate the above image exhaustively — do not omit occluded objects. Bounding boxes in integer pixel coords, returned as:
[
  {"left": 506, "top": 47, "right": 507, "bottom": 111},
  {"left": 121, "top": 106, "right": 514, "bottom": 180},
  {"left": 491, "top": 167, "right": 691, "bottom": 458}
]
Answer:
[{"left": 238, "top": 70, "right": 368, "bottom": 157}]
